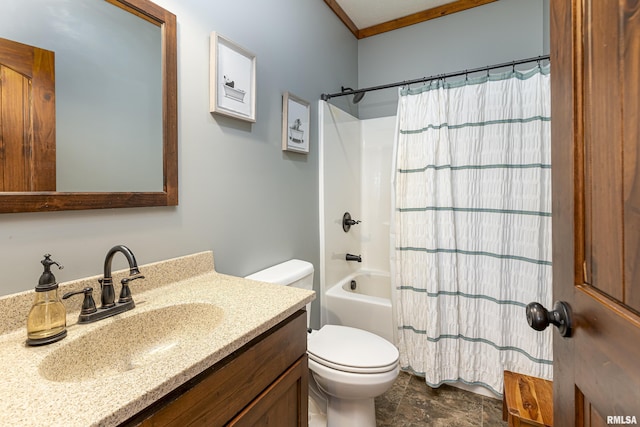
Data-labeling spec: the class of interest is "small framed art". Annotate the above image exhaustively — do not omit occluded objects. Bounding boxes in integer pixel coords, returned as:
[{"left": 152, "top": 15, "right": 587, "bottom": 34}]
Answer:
[
  {"left": 210, "top": 32, "right": 256, "bottom": 122},
  {"left": 282, "top": 92, "right": 310, "bottom": 153}
]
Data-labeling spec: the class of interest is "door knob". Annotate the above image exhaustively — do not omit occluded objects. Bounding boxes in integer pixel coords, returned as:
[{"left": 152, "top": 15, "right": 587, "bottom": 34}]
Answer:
[{"left": 526, "top": 301, "right": 573, "bottom": 338}]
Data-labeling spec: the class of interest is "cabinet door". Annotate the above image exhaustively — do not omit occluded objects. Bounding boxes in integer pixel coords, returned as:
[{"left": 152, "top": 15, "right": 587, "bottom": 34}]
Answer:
[{"left": 227, "top": 355, "right": 308, "bottom": 427}]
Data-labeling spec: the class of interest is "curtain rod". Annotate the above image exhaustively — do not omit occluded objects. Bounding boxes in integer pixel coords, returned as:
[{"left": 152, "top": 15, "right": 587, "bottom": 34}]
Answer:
[{"left": 320, "top": 54, "right": 550, "bottom": 101}]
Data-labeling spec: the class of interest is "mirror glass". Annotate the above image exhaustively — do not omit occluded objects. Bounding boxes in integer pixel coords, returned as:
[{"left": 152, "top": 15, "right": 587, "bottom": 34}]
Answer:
[
  {"left": 0, "top": 0, "right": 163, "bottom": 192},
  {"left": 0, "top": 0, "right": 176, "bottom": 213}
]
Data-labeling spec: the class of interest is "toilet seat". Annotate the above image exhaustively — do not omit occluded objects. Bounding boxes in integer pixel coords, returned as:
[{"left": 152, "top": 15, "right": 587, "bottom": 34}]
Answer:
[
  {"left": 308, "top": 325, "right": 399, "bottom": 374},
  {"left": 308, "top": 357, "right": 400, "bottom": 400}
]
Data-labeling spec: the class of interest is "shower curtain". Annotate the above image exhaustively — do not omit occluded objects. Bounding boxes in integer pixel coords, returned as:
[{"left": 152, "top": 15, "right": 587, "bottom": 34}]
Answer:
[{"left": 391, "top": 64, "right": 552, "bottom": 395}]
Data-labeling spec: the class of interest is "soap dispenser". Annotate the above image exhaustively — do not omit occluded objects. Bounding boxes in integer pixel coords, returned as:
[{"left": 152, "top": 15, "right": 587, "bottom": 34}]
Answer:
[{"left": 26, "top": 254, "right": 67, "bottom": 346}]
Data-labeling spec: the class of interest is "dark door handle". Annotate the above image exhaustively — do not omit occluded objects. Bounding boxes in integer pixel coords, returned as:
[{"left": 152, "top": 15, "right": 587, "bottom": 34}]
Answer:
[{"left": 526, "top": 301, "right": 573, "bottom": 338}]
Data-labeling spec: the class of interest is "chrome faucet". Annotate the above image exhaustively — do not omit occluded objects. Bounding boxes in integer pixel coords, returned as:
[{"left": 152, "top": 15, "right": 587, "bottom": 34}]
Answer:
[{"left": 63, "top": 245, "right": 145, "bottom": 324}]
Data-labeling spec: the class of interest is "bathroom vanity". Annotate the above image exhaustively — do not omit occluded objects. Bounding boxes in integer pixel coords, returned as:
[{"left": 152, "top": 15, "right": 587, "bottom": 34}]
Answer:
[
  {"left": 0, "top": 252, "right": 314, "bottom": 426},
  {"left": 126, "top": 310, "right": 308, "bottom": 426}
]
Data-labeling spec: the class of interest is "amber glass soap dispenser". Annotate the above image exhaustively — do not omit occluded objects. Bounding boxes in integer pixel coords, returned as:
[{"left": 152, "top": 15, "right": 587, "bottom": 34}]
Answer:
[{"left": 26, "top": 254, "right": 67, "bottom": 346}]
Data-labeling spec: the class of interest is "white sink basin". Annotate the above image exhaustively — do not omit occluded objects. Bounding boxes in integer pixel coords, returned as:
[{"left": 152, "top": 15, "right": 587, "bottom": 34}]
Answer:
[{"left": 39, "top": 303, "right": 224, "bottom": 382}]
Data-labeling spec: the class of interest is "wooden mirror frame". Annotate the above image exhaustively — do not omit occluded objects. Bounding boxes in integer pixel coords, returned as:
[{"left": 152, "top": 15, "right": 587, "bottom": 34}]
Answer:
[{"left": 0, "top": 0, "right": 177, "bottom": 214}]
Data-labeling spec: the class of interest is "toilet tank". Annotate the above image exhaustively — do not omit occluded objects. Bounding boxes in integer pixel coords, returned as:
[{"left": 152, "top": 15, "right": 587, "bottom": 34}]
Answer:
[
  {"left": 245, "top": 259, "right": 314, "bottom": 290},
  {"left": 245, "top": 259, "right": 314, "bottom": 325}
]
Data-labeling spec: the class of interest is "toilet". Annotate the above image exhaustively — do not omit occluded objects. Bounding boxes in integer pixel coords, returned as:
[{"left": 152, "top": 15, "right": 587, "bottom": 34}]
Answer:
[{"left": 246, "top": 259, "right": 399, "bottom": 427}]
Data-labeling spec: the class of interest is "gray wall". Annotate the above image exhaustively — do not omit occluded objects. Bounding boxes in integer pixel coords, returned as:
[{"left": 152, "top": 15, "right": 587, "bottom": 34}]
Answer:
[
  {"left": 544, "top": 0, "right": 550, "bottom": 54},
  {"left": 0, "top": 0, "right": 357, "bottom": 330},
  {"left": 356, "top": 0, "right": 548, "bottom": 119}
]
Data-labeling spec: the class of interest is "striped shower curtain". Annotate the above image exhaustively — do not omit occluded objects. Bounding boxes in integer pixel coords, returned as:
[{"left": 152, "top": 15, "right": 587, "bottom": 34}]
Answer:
[{"left": 391, "top": 64, "right": 552, "bottom": 395}]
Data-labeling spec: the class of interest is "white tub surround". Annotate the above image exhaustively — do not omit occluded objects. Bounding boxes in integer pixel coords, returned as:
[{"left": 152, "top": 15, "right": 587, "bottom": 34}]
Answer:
[
  {"left": 319, "top": 102, "right": 396, "bottom": 331},
  {"left": 0, "top": 251, "right": 315, "bottom": 427},
  {"left": 319, "top": 101, "right": 363, "bottom": 326}
]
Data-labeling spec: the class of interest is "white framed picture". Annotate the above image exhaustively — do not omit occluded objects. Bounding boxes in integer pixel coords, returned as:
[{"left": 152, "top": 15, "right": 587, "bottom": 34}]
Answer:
[
  {"left": 282, "top": 92, "right": 310, "bottom": 154},
  {"left": 210, "top": 32, "right": 256, "bottom": 122}
]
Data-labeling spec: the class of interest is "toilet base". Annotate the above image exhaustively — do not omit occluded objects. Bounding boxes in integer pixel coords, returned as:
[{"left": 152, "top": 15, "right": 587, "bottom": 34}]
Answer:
[
  {"left": 309, "top": 396, "right": 328, "bottom": 427},
  {"left": 308, "top": 357, "right": 399, "bottom": 427},
  {"left": 309, "top": 374, "right": 328, "bottom": 427},
  {"left": 326, "top": 395, "right": 376, "bottom": 427}
]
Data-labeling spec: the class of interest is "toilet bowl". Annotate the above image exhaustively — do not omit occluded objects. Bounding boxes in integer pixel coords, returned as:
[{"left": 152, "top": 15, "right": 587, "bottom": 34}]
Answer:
[
  {"left": 246, "top": 260, "right": 399, "bottom": 427},
  {"left": 308, "top": 325, "right": 399, "bottom": 426}
]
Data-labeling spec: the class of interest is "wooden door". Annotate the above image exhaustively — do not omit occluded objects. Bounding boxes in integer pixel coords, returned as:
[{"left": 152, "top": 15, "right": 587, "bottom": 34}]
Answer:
[
  {"left": 0, "top": 37, "right": 55, "bottom": 191},
  {"left": 551, "top": 0, "right": 640, "bottom": 425}
]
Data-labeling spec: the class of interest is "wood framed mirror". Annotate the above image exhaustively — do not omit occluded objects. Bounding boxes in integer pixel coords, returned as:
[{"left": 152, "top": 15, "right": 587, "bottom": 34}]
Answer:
[{"left": 0, "top": 0, "right": 177, "bottom": 213}]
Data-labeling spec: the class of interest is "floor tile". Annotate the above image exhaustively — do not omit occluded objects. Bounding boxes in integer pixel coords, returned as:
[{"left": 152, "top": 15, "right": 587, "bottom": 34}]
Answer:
[
  {"left": 482, "top": 395, "right": 507, "bottom": 426},
  {"left": 376, "top": 372, "right": 508, "bottom": 427}
]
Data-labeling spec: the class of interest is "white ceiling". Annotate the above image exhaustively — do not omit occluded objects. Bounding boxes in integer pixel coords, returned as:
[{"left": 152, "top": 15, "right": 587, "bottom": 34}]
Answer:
[{"left": 335, "top": 0, "right": 457, "bottom": 29}]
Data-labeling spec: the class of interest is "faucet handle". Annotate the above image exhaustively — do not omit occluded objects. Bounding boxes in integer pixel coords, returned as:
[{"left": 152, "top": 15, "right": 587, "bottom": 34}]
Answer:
[
  {"left": 120, "top": 274, "right": 145, "bottom": 285},
  {"left": 342, "top": 212, "right": 362, "bottom": 232},
  {"left": 118, "top": 274, "right": 145, "bottom": 304},
  {"left": 63, "top": 287, "right": 97, "bottom": 316}
]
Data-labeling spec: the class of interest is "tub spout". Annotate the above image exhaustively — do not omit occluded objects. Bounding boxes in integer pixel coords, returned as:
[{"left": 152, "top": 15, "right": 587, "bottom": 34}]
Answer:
[{"left": 346, "top": 253, "right": 362, "bottom": 262}]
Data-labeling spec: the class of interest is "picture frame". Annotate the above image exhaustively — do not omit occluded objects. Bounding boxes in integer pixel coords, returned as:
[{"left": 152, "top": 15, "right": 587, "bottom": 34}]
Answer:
[
  {"left": 282, "top": 92, "right": 310, "bottom": 153},
  {"left": 210, "top": 32, "right": 256, "bottom": 122}
]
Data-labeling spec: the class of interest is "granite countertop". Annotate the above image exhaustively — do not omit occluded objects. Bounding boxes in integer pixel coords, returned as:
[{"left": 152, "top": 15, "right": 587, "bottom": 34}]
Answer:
[{"left": 0, "top": 252, "right": 315, "bottom": 427}]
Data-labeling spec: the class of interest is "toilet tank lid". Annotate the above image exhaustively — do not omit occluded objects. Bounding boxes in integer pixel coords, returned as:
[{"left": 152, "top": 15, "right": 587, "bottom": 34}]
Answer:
[{"left": 245, "top": 259, "right": 313, "bottom": 285}]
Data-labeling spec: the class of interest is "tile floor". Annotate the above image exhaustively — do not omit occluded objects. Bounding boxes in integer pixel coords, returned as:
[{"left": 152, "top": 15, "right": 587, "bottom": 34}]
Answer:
[{"left": 375, "top": 371, "right": 508, "bottom": 427}]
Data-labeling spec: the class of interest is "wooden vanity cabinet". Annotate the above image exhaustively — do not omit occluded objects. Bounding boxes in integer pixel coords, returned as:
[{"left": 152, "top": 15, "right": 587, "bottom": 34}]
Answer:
[{"left": 123, "top": 310, "right": 308, "bottom": 427}]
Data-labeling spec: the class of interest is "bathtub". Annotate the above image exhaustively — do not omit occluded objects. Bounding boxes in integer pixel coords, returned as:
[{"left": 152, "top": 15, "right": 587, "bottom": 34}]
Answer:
[{"left": 324, "top": 270, "right": 394, "bottom": 343}]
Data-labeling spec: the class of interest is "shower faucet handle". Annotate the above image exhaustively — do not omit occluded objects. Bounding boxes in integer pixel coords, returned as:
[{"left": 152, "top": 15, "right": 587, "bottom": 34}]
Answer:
[{"left": 342, "top": 212, "right": 361, "bottom": 232}]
